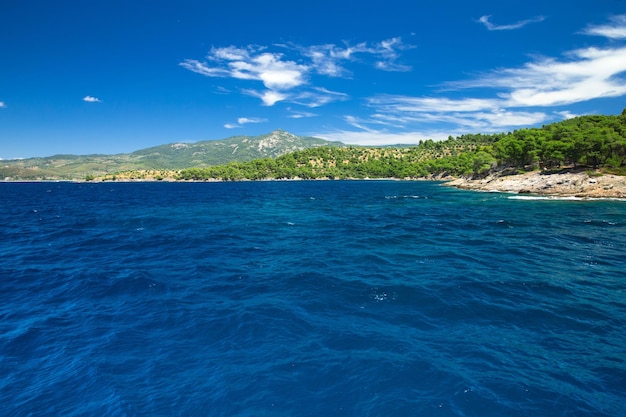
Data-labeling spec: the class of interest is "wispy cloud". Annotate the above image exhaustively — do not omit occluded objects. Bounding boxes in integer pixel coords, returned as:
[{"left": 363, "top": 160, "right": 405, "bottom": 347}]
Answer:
[
  {"left": 181, "top": 47, "right": 307, "bottom": 90},
  {"left": 313, "top": 110, "right": 554, "bottom": 146},
  {"left": 300, "top": 37, "right": 413, "bottom": 76},
  {"left": 555, "top": 110, "right": 579, "bottom": 120},
  {"left": 315, "top": 129, "right": 451, "bottom": 146},
  {"left": 0, "top": 101, "right": 6, "bottom": 108},
  {"left": 478, "top": 15, "right": 545, "bottom": 31},
  {"left": 287, "top": 108, "right": 317, "bottom": 119},
  {"left": 317, "top": 15, "right": 626, "bottom": 146},
  {"left": 292, "top": 87, "right": 349, "bottom": 108},
  {"left": 369, "top": 96, "right": 499, "bottom": 113},
  {"left": 224, "top": 116, "right": 267, "bottom": 129},
  {"left": 242, "top": 89, "right": 289, "bottom": 106},
  {"left": 582, "top": 14, "right": 626, "bottom": 39},
  {"left": 447, "top": 45, "right": 626, "bottom": 107},
  {"left": 342, "top": 16, "right": 626, "bottom": 143},
  {"left": 237, "top": 117, "right": 267, "bottom": 125},
  {"left": 372, "top": 37, "right": 413, "bottom": 71},
  {"left": 300, "top": 43, "right": 365, "bottom": 77},
  {"left": 181, "top": 37, "right": 411, "bottom": 107},
  {"left": 83, "top": 95, "right": 102, "bottom": 103}
]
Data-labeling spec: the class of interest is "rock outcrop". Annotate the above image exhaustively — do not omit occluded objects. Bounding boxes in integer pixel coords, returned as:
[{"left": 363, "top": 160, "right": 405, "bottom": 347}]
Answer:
[{"left": 446, "top": 170, "right": 626, "bottom": 198}]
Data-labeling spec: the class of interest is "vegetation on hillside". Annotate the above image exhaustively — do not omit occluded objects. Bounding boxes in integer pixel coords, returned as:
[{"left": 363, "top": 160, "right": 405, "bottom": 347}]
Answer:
[
  {"left": 175, "top": 110, "right": 626, "bottom": 181},
  {"left": 175, "top": 139, "right": 492, "bottom": 180},
  {"left": 0, "top": 130, "right": 341, "bottom": 180},
  {"left": 492, "top": 111, "right": 626, "bottom": 171},
  {"left": 127, "top": 130, "right": 342, "bottom": 168},
  {"left": 3, "top": 110, "right": 625, "bottom": 182}
]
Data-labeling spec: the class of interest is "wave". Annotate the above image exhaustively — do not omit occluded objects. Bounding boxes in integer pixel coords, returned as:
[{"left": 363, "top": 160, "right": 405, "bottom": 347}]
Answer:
[
  {"left": 2, "top": 181, "right": 625, "bottom": 417},
  {"left": 508, "top": 195, "right": 586, "bottom": 201},
  {"left": 507, "top": 195, "right": 626, "bottom": 202}
]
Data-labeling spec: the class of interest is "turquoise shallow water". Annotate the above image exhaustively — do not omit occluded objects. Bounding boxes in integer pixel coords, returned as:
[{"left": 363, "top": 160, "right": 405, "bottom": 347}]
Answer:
[{"left": 1, "top": 181, "right": 625, "bottom": 416}]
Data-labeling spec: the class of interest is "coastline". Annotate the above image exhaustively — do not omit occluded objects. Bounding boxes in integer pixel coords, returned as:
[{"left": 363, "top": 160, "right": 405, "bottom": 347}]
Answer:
[
  {"left": 4, "top": 170, "right": 626, "bottom": 199},
  {"left": 445, "top": 170, "right": 626, "bottom": 199}
]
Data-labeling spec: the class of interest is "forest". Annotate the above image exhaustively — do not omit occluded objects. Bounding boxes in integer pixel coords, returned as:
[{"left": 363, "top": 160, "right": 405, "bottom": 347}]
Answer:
[{"left": 176, "top": 110, "right": 626, "bottom": 181}]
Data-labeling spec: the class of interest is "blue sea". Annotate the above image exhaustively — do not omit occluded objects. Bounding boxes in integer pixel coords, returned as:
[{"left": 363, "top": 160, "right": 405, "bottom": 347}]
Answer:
[{"left": 1, "top": 180, "right": 625, "bottom": 417}]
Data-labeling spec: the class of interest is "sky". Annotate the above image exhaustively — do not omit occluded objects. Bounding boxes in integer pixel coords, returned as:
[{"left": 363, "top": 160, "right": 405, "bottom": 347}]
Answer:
[{"left": 2, "top": 0, "right": 626, "bottom": 158}]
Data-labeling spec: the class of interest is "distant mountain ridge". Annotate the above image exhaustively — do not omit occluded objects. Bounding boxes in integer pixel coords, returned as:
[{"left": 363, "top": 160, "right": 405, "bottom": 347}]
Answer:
[
  {"left": 129, "top": 129, "right": 343, "bottom": 168},
  {"left": 1, "top": 130, "right": 345, "bottom": 180}
]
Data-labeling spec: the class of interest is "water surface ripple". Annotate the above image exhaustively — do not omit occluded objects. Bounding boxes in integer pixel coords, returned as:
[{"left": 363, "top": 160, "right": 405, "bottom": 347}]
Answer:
[{"left": 1, "top": 181, "right": 625, "bottom": 416}]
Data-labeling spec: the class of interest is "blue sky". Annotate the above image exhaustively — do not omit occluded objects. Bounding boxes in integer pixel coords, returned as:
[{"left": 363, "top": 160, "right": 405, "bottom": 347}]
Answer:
[{"left": 2, "top": 0, "right": 626, "bottom": 158}]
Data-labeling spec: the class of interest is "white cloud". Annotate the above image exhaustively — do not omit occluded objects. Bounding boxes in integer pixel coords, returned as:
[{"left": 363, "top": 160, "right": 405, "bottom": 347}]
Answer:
[
  {"left": 363, "top": 99, "right": 550, "bottom": 132},
  {"left": 478, "top": 110, "right": 549, "bottom": 126},
  {"left": 245, "top": 53, "right": 307, "bottom": 90},
  {"left": 287, "top": 108, "right": 317, "bottom": 118},
  {"left": 449, "top": 46, "right": 626, "bottom": 107},
  {"left": 554, "top": 110, "right": 579, "bottom": 120},
  {"left": 372, "top": 37, "right": 413, "bottom": 71},
  {"left": 83, "top": 96, "right": 102, "bottom": 103},
  {"left": 582, "top": 15, "right": 626, "bottom": 39},
  {"left": 302, "top": 45, "right": 351, "bottom": 77},
  {"left": 292, "top": 87, "right": 349, "bottom": 108},
  {"left": 301, "top": 37, "right": 412, "bottom": 76},
  {"left": 369, "top": 96, "right": 499, "bottom": 113},
  {"left": 314, "top": 108, "right": 551, "bottom": 146},
  {"left": 0, "top": 101, "right": 5, "bottom": 108},
  {"left": 225, "top": 116, "right": 268, "bottom": 129},
  {"left": 181, "top": 37, "right": 412, "bottom": 106},
  {"left": 343, "top": 115, "right": 378, "bottom": 132},
  {"left": 478, "top": 15, "right": 545, "bottom": 31},
  {"left": 214, "top": 86, "right": 232, "bottom": 95},
  {"left": 243, "top": 89, "right": 289, "bottom": 106},
  {"left": 211, "top": 46, "right": 250, "bottom": 61},
  {"left": 356, "top": 15, "right": 626, "bottom": 141},
  {"left": 182, "top": 47, "right": 308, "bottom": 90},
  {"left": 179, "top": 59, "right": 225, "bottom": 77},
  {"left": 314, "top": 129, "right": 450, "bottom": 146},
  {"left": 181, "top": 47, "right": 306, "bottom": 107},
  {"left": 237, "top": 117, "right": 267, "bottom": 125}
]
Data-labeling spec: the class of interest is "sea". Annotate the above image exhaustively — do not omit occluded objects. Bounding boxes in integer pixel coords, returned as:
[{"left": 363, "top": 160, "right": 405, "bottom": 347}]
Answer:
[{"left": 1, "top": 180, "right": 625, "bottom": 417}]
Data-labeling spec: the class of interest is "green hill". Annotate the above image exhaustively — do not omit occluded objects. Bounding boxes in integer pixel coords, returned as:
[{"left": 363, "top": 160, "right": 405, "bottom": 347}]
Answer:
[{"left": 4, "top": 110, "right": 625, "bottom": 181}]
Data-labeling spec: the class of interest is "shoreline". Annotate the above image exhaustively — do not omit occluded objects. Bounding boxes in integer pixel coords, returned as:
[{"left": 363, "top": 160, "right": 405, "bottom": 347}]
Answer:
[
  {"left": 4, "top": 171, "right": 626, "bottom": 199},
  {"left": 445, "top": 170, "right": 626, "bottom": 199}
]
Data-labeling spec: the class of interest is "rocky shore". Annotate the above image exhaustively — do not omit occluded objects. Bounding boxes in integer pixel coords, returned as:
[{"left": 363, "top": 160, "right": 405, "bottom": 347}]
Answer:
[{"left": 446, "top": 170, "right": 626, "bottom": 199}]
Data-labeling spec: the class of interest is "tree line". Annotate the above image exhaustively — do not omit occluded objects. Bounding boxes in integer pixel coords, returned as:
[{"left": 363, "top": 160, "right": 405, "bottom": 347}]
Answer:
[{"left": 172, "top": 110, "right": 626, "bottom": 181}]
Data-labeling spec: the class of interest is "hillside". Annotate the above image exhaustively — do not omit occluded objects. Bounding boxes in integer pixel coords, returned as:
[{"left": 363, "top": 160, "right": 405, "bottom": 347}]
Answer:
[
  {"left": 128, "top": 130, "right": 342, "bottom": 168},
  {"left": 175, "top": 110, "right": 626, "bottom": 181},
  {"left": 0, "top": 130, "right": 343, "bottom": 180},
  {"left": 4, "top": 110, "right": 626, "bottom": 182},
  {"left": 175, "top": 139, "right": 494, "bottom": 181}
]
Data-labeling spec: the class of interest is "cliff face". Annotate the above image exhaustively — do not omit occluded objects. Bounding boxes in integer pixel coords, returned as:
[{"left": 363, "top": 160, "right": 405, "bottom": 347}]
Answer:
[{"left": 447, "top": 171, "right": 626, "bottom": 198}]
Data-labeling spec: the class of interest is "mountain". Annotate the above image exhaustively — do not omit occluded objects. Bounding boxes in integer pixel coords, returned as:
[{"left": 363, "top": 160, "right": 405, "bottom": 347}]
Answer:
[
  {"left": 0, "top": 130, "right": 345, "bottom": 180},
  {"left": 128, "top": 130, "right": 342, "bottom": 168}
]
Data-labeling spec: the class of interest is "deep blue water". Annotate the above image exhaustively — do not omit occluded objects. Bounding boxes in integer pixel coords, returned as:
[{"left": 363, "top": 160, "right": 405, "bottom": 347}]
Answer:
[{"left": 1, "top": 180, "right": 625, "bottom": 417}]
